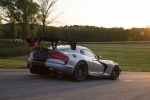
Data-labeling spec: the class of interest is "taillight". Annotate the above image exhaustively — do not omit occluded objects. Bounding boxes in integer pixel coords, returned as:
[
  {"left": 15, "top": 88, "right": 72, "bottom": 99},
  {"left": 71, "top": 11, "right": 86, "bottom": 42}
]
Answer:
[{"left": 51, "top": 53, "right": 69, "bottom": 61}]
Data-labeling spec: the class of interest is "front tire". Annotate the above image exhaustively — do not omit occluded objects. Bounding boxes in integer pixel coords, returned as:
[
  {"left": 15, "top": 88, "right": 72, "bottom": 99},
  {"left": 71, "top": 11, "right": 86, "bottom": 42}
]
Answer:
[
  {"left": 72, "top": 62, "right": 88, "bottom": 82},
  {"left": 110, "top": 66, "right": 120, "bottom": 80}
]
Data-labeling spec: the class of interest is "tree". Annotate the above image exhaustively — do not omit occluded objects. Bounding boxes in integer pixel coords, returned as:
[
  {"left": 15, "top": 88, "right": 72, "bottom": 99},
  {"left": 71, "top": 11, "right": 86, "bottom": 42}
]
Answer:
[
  {"left": 15, "top": 0, "right": 39, "bottom": 43},
  {"left": 0, "top": 0, "right": 17, "bottom": 42},
  {"left": 29, "top": 16, "right": 39, "bottom": 37},
  {"left": 37, "top": 0, "right": 61, "bottom": 36},
  {"left": 0, "top": 16, "right": 3, "bottom": 37}
]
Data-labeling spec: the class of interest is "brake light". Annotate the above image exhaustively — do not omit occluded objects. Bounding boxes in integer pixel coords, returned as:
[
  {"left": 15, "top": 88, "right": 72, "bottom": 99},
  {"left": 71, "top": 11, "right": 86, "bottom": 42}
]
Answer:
[{"left": 51, "top": 53, "right": 69, "bottom": 61}]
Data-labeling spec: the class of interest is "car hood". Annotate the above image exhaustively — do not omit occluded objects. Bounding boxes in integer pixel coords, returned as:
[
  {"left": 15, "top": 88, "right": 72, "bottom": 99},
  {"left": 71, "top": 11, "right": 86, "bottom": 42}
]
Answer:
[{"left": 99, "top": 60, "right": 117, "bottom": 65}]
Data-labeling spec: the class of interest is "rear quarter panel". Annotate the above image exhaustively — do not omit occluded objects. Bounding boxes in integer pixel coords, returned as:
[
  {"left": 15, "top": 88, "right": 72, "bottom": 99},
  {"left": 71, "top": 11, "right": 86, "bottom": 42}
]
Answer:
[{"left": 66, "top": 53, "right": 88, "bottom": 68}]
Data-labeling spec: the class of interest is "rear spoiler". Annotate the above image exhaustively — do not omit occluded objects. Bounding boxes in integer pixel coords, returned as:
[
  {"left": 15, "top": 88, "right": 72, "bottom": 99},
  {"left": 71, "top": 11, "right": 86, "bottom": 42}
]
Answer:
[{"left": 26, "top": 37, "right": 76, "bottom": 50}]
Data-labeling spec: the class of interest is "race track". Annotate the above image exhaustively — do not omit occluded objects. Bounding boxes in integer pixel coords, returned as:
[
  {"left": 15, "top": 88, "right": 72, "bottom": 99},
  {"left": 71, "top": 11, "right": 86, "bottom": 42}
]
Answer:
[{"left": 0, "top": 69, "right": 150, "bottom": 100}]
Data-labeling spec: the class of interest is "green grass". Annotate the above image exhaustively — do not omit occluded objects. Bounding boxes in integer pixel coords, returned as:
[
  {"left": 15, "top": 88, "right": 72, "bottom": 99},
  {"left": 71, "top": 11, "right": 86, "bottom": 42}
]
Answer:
[
  {"left": 0, "top": 56, "right": 28, "bottom": 68},
  {"left": 0, "top": 40, "right": 30, "bottom": 68},
  {"left": 83, "top": 44, "right": 150, "bottom": 72}
]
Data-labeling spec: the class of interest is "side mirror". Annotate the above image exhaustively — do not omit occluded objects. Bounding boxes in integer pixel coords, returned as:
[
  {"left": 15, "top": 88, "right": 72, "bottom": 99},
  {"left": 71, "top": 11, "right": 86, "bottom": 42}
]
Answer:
[{"left": 97, "top": 55, "right": 101, "bottom": 60}]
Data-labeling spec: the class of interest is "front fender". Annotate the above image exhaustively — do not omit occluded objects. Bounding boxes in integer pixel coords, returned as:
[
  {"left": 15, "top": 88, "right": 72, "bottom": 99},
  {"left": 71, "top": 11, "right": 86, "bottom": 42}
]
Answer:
[{"left": 100, "top": 60, "right": 118, "bottom": 66}]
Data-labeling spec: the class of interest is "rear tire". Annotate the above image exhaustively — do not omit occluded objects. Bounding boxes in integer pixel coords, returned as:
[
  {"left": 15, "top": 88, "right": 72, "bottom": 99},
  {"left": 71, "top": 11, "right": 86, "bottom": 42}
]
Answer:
[
  {"left": 72, "top": 62, "right": 88, "bottom": 82},
  {"left": 110, "top": 66, "right": 120, "bottom": 80}
]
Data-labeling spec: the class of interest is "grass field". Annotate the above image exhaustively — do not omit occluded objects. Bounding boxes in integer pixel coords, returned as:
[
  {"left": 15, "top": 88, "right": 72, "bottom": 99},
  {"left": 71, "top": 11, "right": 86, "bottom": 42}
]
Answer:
[
  {"left": 0, "top": 40, "right": 29, "bottom": 68},
  {"left": 83, "top": 44, "right": 150, "bottom": 72},
  {"left": 0, "top": 42, "right": 150, "bottom": 71},
  {"left": 0, "top": 56, "right": 28, "bottom": 68}
]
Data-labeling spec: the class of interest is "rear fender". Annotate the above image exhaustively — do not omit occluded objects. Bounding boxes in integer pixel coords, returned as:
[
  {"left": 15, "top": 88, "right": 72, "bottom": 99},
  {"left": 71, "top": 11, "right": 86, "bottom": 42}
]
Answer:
[{"left": 66, "top": 53, "right": 88, "bottom": 68}]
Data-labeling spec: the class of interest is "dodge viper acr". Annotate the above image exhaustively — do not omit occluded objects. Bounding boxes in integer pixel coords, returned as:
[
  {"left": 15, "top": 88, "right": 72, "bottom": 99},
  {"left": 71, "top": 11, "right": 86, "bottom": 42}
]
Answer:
[{"left": 26, "top": 37, "right": 121, "bottom": 81}]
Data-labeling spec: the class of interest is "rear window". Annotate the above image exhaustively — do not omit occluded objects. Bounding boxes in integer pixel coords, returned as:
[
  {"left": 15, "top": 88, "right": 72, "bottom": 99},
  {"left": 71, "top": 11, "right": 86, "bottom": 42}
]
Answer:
[
  {"left": 48, "top": 45, "right": 71, "bottom": 51},
  {"left": 57, "top": 45, "right": 71, "bottom": 50}
]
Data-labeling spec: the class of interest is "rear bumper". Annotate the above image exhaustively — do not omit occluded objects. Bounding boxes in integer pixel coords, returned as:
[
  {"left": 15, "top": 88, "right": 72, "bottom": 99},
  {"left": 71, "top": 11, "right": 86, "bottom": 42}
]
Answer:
[{"left": 27, "top": 59, "right": 74, "bottom": 75}]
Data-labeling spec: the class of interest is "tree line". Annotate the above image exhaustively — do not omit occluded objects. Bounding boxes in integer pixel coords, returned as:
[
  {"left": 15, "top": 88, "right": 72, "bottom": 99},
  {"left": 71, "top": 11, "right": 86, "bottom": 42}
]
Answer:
[
  {"left": 1, "top": 24, "right": 150, "bottom": 42},
  {"left": 25, "top": 25, "right": 150, "bottom": 42},
  {"left": 0, "top": 0, "right": 150, "bottom": 42}
]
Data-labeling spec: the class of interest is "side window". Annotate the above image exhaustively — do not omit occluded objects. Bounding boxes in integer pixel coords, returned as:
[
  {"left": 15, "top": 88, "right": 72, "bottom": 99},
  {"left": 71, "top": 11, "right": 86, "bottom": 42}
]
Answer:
[{"left": 83, "top": 50, "right": 96, "bottom": 59}]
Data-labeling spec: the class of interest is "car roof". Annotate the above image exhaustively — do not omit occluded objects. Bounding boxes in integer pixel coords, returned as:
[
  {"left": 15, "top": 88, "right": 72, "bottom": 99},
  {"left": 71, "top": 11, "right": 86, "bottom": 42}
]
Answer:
[
  {"left": 57, "top": 45, "right": 87, "bottom": 49},
  {"left": 56, "top": 45, "right": 88, "bottom": 53}
]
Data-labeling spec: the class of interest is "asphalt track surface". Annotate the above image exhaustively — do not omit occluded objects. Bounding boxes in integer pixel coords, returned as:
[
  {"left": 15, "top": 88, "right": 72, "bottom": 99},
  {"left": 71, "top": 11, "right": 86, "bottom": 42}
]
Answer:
[{"left": 0, "top": 69, "right": 150, "bottom": 100}]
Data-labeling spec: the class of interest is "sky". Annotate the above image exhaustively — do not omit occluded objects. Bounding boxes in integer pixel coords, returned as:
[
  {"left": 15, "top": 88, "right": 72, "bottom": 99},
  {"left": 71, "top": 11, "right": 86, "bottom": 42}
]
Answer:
[{"left": 51, "top": 0, "right": 150, "bottom": 29}]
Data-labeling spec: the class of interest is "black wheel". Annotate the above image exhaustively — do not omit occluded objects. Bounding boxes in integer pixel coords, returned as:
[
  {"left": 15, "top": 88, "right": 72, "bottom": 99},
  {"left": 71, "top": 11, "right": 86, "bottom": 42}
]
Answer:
[
  {"left": 110, "top": 66, "right": 120, "bottom": 80},
  {"left": 73, "top": 62, "right": 88, "bottom": 82}
]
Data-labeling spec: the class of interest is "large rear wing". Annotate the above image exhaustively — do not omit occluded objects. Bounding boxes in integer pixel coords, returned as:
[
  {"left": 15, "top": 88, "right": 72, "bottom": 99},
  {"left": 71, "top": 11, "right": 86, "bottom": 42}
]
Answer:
[{"left": 26, "top": 37, "right": 76, "bottom": 50}]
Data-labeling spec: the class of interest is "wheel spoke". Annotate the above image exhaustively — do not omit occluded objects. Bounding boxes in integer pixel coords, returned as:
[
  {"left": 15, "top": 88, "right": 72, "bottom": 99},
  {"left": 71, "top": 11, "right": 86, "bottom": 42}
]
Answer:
[
  {"left": 77, "top": 70, "right": 83, "bottom": 78},
  {"left": 73, "top": 62, "right": 87, "bottom": 81},
  {"left": 81, "top": 72, "right": 85, "bottom": 76},
  {"left": 77, "top": 67, "right": 86, "bottom": 79},
  {"left": 110, "top": 67, "right": 120, "bottom": 80},
  {"left": 114, "top": 69, "right": 119, "bottom": 78}
]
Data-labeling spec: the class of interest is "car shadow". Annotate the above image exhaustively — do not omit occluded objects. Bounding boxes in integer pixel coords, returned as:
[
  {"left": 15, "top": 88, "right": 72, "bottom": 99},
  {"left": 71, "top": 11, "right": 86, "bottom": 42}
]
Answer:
[{"left": 27, "top": 73, "right": 119, "bottom": 83}]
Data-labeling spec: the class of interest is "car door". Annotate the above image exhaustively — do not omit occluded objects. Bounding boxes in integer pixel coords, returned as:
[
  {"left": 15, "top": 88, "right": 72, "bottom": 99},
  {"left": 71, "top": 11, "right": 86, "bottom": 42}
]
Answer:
[{"left": 82, "top": 49, "right": 104, "bottom": 73}]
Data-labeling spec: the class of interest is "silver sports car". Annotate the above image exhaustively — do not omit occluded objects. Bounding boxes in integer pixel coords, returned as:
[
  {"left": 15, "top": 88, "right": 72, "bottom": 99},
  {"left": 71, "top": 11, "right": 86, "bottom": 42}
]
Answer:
[{"left": 26, "top": 37, "right": 121, "bottom": 81}]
